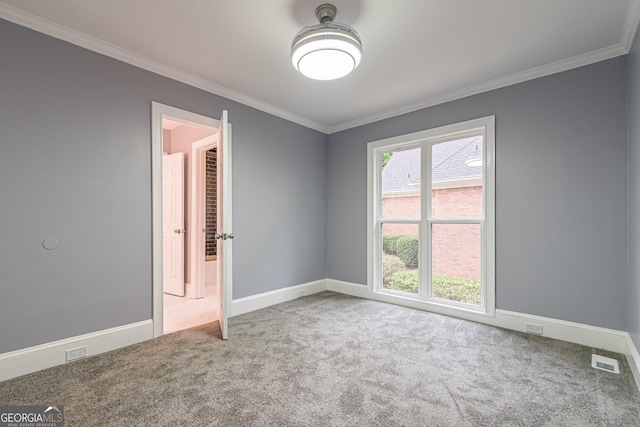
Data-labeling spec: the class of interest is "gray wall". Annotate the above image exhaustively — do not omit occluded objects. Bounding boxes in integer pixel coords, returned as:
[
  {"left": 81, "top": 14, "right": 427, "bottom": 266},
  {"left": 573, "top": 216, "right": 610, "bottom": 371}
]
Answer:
[
  {"left": 0, "top": 14, "right": 632, "bottom": 356},
  {"left": 327, "top": 57, "right": 628, "bottom": 330},
  {"left": 0, "top": 19, "right": 327, "bottom": 354},
  {"left": 628, "top": 30, "right": 640, "bottom": 350}
]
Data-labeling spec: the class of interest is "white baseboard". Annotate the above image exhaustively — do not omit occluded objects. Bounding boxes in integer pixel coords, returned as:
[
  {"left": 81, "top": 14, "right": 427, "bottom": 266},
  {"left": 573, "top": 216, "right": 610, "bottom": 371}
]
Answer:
[
  {"left": 184, "top": 282, "right": 194, "bottom": 298},
  {"left": 0, "top": 278, "right": 328, "bottom": 383},
  {"left": 0, "top": 320, "right": 153, "bottom": 382},
  {"left": 326, "top": 278, "right": 630, "bottom": 353},
  {"left": 230, "top": 279, "right": 327, "bottom": 317},
  {"left": 327, "top": 278, "right": 502, "bottom": 326},
  {"left": 494, "top": 309, "right": 628, "bottom": 353},
  {"left": 626, "top": 334, "right": 640, "bottom": 391},
  {"left": 2, "top": 279, "right": 638, "bottom": 390},
  {"left": 327, "top": 278, "right": 638, "bottom": 388}
]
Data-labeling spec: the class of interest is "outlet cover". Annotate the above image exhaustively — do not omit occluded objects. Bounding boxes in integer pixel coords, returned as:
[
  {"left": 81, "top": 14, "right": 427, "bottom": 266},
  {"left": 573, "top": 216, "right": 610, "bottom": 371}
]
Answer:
[{"left": 66, "top": 346, "right": 87, "bottom": 362}]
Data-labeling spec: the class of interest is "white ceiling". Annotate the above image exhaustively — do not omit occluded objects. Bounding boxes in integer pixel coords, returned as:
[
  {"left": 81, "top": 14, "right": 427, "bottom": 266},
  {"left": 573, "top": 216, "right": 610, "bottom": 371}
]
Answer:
[{"left": 1, "top": 0, "right": 638, "bottom": 133}]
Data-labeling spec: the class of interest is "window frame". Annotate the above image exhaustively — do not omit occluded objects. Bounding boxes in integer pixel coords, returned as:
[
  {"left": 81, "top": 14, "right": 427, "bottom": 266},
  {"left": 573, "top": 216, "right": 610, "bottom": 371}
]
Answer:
[{"left": 367, "top": 116, "right": 496, "bottom": 317}]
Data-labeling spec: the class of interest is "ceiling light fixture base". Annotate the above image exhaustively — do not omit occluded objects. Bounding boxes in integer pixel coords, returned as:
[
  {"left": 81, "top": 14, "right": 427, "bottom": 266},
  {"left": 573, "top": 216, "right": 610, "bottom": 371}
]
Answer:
[{"left": 315, "top": 4, "right": 337, "bottom": 23}]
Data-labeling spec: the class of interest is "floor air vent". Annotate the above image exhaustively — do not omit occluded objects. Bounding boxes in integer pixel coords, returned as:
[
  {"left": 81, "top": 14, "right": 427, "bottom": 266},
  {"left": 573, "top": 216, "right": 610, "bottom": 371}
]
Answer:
[{"left": 591, "top": 354, "right": 620, "bottom": 374}]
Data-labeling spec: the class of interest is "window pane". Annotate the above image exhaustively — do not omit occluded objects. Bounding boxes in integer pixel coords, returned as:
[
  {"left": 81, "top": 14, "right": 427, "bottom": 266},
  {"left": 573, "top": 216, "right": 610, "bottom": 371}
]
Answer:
[
  {"left": 432, "top": 136, "right": 483, "bottom": 219},
  {"left": 381, "top": 146, "right": 421, "bottom": 219},
  {"left": 431, "top": 223, "right": 481, "bottom": 305},
  {"left": 381, "top": 223, "right": 419, "bottom": 295}
]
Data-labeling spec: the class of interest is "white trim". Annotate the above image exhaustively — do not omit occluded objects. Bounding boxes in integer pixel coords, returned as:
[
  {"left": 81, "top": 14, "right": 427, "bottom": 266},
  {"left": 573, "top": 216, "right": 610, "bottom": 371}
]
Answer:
[
  {"left": 484, "top": 118, "right": 496, "bottom": 317},
  {"left": 184, "top": 282, "right": 194, "bottom": 298},
  {"left": 230, "top": 280, "right": 327, "bottom": 317},
  {"left": 495, "top": 309, "right": 628, "bottom": 353},
  {"left": 367, "top": 117, "right": 495, "bottom": 317},
  {"left": 621, "top": 0, "right": 640, "bottom": 52},
  {"left": 3, "top": 283, "right": 638, "bottom": 389},
  {"left": 0, "top": 3, "right": 326, "bottom": 134},
  {"left": 1, "top": 2, "right": 638, "bottom": 135},
  {"left": 218, "top": 111, "right": 233, "bottom": 340},
  {"left": 327, "top": 44, "right": 628, "bottom": 134},
  {"left": 190, "top": 135, "right": 217, "bottom": 300},
  {"left": 326, "top": 279, "right": 629, "bottom": 354},
  {"left": 626, "top": 335, "right": 640, "bottom": 391},
  {"left": 382, "top": 190, "right": 420, "bottom": 198},
  {"left": 366, "top": 146, "right": 377, "bottom": 292},
  {"left": 329, "top": 279, "right": 498, "bottom": 323},
  {"left": 151, "top": 102, "right": 219, "bottom": 338},
  {"left": 0, "top": 320, "right": 153, "bottom": 382}
]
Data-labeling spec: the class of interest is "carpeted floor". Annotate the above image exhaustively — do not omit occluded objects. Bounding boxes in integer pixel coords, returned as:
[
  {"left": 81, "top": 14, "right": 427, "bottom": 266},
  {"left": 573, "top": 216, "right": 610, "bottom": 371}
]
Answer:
[{"left": 1, "top": 291, "right": 639, "bottom": 426}]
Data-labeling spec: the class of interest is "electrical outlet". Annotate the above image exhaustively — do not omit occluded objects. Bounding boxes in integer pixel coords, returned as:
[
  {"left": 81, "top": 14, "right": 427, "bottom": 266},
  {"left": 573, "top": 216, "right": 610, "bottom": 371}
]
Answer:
[
  {"left": 525, "top": 323, "right": 543, "bottom": 335},
  {"left": 66, "top": 346, "right": 87, "bottom": 362}
]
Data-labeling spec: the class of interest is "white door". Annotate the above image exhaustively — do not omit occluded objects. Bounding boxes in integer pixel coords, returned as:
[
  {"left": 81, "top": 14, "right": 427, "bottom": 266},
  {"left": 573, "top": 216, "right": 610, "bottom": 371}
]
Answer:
[
  {"left": 162, "top": 152, "right": 185, "bottom": 296},
  {"left": 216, "top": 110, "right": 232, "bottom": 339}
]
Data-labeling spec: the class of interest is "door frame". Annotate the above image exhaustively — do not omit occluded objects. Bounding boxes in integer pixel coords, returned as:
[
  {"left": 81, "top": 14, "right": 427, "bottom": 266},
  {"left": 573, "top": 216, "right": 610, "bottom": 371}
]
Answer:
[
  {"left": 190, "top": 135, "right": 216, "bottom": 300},
  {"left": 151, "top": 101, "right": 231, "bottom": 338}
]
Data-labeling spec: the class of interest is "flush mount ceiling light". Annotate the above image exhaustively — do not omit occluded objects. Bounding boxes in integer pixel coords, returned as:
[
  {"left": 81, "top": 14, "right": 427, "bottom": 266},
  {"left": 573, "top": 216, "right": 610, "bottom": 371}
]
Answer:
[{"left": 291, "top": 3, "right": 362, "bottom": 81}]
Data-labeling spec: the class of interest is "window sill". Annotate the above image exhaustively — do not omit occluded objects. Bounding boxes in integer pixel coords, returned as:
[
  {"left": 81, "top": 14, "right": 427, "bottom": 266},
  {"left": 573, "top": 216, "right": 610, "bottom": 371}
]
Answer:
[{"left": 374, "top": 288, "right": 492, "bottom": 318}]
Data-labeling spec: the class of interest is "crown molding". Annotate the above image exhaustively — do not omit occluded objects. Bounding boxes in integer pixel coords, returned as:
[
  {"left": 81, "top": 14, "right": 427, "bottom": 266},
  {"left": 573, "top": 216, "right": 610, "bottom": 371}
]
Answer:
[
  {"left": 327, "top": 43, "right": 628, "bottom": 134},
  {"left": 621, "top": 0, "right": 640, "bottom": 52},
  {"left": 1, "top": 1, "right": 638, "bottom": 136},
  {"left": 327, "top": 0, "right": 640, "bottom": 133},
  {"left": 0, "top": 3, "right": 328, "bottom": 134}
]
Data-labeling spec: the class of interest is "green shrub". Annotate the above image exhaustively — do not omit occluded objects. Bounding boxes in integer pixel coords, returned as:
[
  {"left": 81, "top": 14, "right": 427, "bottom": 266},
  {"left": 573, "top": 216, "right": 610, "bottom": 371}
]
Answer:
[
  {"left": 384, "top": 264, "right": 481, "bottom": 305},
  {"left": 382, "top": 234, "right": 403, "bottom": 255},
  {"left": 382, "top": 255, "right": 406, "bottom": 284},
  {"left": 387, "top": 270, "right": 419, "bottom": 293},
  {"left": 432, "top": 274, "right": 480, "bottom": 305},
  {"left": 396, "top": 236, "right": 419, "bottom": 268}
]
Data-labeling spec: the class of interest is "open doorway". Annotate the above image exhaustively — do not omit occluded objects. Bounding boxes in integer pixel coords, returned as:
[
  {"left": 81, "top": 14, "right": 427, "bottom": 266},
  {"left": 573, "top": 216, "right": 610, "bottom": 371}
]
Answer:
[
  {"left": 161, "top": 118, "right": 217, "bottom": 333},
  {"left": 151, "top": 102, "right": 233, "bottom": 340}
]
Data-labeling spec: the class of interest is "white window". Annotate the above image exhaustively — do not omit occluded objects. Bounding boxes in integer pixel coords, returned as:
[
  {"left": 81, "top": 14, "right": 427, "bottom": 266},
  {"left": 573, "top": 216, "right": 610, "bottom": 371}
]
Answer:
[{"left": 367, "top": 116, "right": 495, "bottom": 316}]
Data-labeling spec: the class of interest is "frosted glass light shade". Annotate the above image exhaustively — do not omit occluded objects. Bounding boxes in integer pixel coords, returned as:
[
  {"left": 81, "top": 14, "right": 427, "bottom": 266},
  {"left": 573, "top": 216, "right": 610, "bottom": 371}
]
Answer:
[{"left": 291, "top": 23, "right": 362, "bottom": 81}]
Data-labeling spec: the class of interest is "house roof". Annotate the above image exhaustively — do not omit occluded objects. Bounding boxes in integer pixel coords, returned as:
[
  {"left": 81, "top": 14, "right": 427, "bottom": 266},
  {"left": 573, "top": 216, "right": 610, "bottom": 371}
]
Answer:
[{"left": 381, "top": 136, "right": 483, "bottom": 192}]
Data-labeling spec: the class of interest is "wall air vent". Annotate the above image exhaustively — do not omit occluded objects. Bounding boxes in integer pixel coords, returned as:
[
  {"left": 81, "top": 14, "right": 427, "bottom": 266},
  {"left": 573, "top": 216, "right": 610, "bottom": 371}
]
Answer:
[{"left": 591, "top": 354, "right": 620, "bottom": 374}]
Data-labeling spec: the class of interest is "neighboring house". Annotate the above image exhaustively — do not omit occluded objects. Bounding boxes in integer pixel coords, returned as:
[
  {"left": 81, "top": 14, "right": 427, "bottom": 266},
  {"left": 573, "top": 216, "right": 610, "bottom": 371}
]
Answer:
[{"left": 381, "top": 136, "right": 483, "bottom": 280}]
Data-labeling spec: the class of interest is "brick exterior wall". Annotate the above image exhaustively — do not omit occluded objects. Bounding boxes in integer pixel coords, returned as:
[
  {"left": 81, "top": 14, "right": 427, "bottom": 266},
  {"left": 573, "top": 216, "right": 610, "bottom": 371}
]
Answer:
[
  {"left": 382, "top": 194, "right": 420, "bottom": 220},
  {"left": 382, "top": 186, "right": 482, "bottom": 280},
  {"left": 205, "top": 149, "right": 217, "bottom": 256},
  {"left": 432, "top": 186, "right": 482, "bottom": 218},
  {"left": 432, "top": 223, "right": 480, "bottom": 280}
]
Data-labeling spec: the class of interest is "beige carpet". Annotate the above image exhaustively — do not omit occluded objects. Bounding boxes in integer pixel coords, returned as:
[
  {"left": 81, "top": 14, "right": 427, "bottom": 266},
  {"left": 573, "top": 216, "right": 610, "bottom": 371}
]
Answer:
[{"left": 1, "top": 291, "right": 639, "bottom": 426}]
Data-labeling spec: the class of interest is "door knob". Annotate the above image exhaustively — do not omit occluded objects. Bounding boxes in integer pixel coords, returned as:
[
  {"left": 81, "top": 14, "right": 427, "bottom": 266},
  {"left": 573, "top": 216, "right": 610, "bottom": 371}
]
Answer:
[
  {"left": 214, "top": 233, "right": 224, "bottom": 240},
  {"left": 227, "top": 233, "right": 235, "bottom": 240},
  {"left": 174, "top": 229, "right": 185, "bottom": 234}
]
